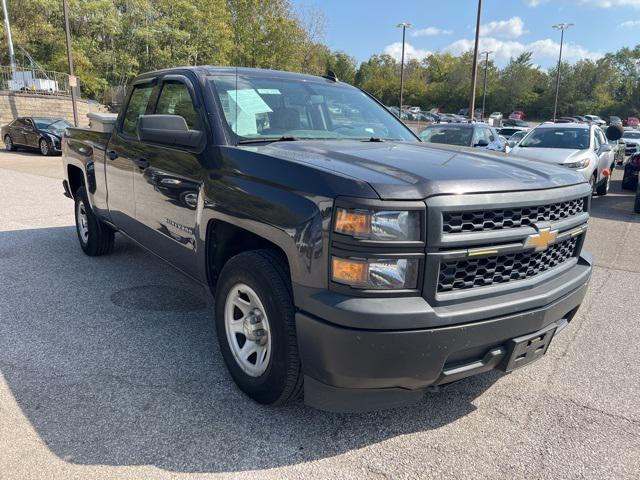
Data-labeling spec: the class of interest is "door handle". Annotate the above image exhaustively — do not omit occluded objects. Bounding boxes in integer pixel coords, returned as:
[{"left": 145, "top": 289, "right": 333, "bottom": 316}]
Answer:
[
  {"left": 106, "top": 150, "right": 118, "bottom": 160},
  {"left": 133, "top": 158, "right": 149, "bottom": 169}
]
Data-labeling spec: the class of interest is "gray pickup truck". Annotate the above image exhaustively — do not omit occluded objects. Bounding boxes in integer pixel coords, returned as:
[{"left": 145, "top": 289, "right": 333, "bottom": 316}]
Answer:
[{"left": 63, "top": 66, "right": 594, "bottom": 412}]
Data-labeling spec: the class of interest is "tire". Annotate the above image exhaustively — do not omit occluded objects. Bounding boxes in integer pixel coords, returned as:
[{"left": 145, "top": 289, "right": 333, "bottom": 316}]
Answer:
[
  {"left": 589, "top": 172, "right": 597, "bottom": 196},
  {"left": 622, "top": 168, "right": 638, "bottom": 191},
  {"left": 4, "top": 134, "right": 15, "bottom": 151},
  {"left": 635, "top": 182, "right": 640, "bottom": 214},
  {"left": 39, "top": 138, "right": 51, "bottom": 156},
  {"left": 215, "top": 249, "right": 302, "bottom": 406},
  {"left": 74, "top": 186, "right": 115, "bottom": 256},
  {"left": 596, "top": 170, "right": 611, "bottom": 196}
]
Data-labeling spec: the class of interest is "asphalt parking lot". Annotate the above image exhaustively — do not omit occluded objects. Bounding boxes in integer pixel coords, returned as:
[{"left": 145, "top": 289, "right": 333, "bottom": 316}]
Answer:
[{"left": 0, "top": 150, "right": 639, "bottom": 479}]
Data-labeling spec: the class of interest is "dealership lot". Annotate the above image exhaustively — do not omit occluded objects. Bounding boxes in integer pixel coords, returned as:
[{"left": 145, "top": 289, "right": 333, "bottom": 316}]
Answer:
[{"left": 0, "top": 151, "right": 639, "bottom": 479}]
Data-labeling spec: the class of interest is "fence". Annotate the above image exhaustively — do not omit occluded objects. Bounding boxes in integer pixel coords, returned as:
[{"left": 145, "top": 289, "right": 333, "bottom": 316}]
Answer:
[{"left": 0, "top": 66, "right": 71, "bottom": 96}]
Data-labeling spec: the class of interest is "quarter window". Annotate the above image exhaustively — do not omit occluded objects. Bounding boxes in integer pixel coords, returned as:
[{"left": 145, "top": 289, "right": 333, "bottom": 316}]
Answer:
[
  {"left": 155, "top": 81, "right": 201, "bottom": 130},
  {"left": 122, "top": 84, "right": 155, "bottom": 136}
]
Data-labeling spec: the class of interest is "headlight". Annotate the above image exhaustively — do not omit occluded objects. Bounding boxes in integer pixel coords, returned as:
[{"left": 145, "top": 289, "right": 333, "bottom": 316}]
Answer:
[
  {"left": 331, "top": 257, "right": 420, "bottom": 289},
  {"left": 565, "top": 158, "right": 591, "bottom": 169},
  {"left": 334, "top": 208, "right": 421, "bottom": 241}
]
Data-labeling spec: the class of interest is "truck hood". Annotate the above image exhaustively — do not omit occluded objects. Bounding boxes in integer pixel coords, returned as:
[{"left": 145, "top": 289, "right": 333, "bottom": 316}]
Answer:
[
  {"left": 249, "top": 140, "right": 585, "bottom": 200},
  {"left": 509, "top": 146, "right": 587, "bottom": 165}
]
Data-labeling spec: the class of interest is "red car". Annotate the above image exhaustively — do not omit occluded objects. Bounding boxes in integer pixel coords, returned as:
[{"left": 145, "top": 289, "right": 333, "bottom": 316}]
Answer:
[
  {"left": 625, "top": 117, "right": 639, "bottom": 128},
  {"left": 509, "top": 110, "right": 526, "bottom": 120}
]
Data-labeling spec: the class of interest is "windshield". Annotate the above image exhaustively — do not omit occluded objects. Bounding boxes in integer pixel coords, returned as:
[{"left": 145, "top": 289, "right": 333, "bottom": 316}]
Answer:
[
  {"left": 209, "top": 75, "right": 416, "bottom": 143},
  {"left": 34, "top": 119, "right": 72, "bottom": 129},
  {"left": 623, "top": 132, "right": 640, "bottom": 139},
  {"left": 519, "top": 127, "right": 590, "bottom": 150},
  {"left": 420, "top": 126, "right": 472, "bottom": 146}
]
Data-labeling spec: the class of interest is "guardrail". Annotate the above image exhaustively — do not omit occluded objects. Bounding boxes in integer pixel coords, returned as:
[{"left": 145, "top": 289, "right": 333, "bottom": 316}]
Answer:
[{"left": 0, "top": 66, "right": 71, "bottom": 96}]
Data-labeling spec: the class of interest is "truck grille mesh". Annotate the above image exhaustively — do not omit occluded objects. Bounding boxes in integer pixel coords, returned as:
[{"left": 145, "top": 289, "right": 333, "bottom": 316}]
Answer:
[
  {"left": 437, "top": 236, "right": 579, "bottom": 293},
  {"left": 442, "top": 197, "right": 587, "bottom": 234}
]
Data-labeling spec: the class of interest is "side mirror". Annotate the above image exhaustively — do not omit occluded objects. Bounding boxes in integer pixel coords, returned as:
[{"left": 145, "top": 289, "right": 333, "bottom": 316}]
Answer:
[
  {"left": 605, "top": 124, "right": 623, "bottom": 141},
  {"left": 598, "top": 144, "right": 612, "bottom": 154},
  {"left": 474, "top": 139, "right": 489, "bottom": 147},
  {"left": 137, "top": 115, "right": 203, "bottom": 149}
]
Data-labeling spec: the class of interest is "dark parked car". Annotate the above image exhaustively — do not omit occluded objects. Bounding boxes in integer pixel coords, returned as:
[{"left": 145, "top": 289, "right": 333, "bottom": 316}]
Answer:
[
  {"left": 2, "top": 116, "right": 72, "bottom": 155},
  {"left": 502, "top": 118, "right": 529, "bottom": 128},
  {"left": 420, "top": 123, "right": 506, "bottom": 151},
  {"left": 62, "top": 66, "right": 593, "bottom": 412},
  {"left": 621, "top": 152, "right": 640, "bottom": 213}
]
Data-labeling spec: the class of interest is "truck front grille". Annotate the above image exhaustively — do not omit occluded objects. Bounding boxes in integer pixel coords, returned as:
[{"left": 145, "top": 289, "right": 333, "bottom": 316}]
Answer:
[
  {"left": 442, "top": 197, "right": 587, "bottom": 234},
  {"left": 437, "top": 235, "right": 580, "bottom": 293}
]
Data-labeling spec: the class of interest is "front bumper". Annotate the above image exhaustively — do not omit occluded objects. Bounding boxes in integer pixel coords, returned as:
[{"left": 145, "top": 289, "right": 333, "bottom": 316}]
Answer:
[{"left": 297, "top": 253, "right": 592, "bottom": 412}]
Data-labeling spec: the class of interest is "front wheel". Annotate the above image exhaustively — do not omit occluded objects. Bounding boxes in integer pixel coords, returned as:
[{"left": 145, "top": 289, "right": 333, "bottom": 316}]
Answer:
[
  {"left": 596, "top": 170, "right": 611, "bottom": 196},
  {"left": 74, "top": 186, "right": 115, "bottom": 256},
  {"left": 39, "top": 138, "right": 51, "bottom": 156},
  {"left": 215, "top": 249, "right": 302, "bottom": 405}
]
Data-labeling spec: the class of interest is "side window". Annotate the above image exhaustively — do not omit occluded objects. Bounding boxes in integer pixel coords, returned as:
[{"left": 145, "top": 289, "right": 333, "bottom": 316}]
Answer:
[
  {"left": 122, "top": 84, "right": 154, "bottom": 136},
  {"left": 485, "top": 128, "right": 496, "bottom": 142},
  {"left": 23, "top": 118, "right": 34, "bottom": 128},
  {"left": 155, "top": 81, "right": 201, "bottom": 130},
  {"left": 593, "top": 129, "right": 601, "bottom": 151}
]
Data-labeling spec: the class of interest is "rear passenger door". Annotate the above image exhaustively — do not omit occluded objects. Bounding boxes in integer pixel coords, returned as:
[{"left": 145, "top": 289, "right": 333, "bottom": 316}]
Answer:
[{"left": 129, "top": 75, "right": 205, "bottom": 277}]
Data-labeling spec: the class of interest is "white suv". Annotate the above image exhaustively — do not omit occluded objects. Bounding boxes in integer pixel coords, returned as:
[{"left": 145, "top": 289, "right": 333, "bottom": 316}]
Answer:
[{"left": 509, "top": 123, "right": 616, "bottom": 195}]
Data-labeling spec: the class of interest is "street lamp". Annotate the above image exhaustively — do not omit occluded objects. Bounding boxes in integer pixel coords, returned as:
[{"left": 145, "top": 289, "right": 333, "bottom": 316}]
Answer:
[
  {"left": 396, "top": 22, "right": 412, "bottom": 113},
  {"left": 480, "top": 50, "right": 493, "bottom": 121},
  {"left": 468, "top": 0, "right": 483, "bottom": 122},
  {"left": 552, "top": 23, "right": 574, "bottom": 122}
]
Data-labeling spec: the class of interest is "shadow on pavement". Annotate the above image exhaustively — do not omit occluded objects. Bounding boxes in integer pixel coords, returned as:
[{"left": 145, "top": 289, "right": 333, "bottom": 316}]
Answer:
[
  {"left": 588, "top": 178, "right": 639, "bottom": 223},
  {"left": 0, "top": 225, "right": 500, "bottom": 473}
]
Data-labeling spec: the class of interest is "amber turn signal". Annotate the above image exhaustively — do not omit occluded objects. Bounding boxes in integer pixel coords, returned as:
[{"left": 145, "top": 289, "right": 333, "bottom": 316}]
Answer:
[
  {"left": 332, "top": 257, "right": 368, "bottom": 286},
  {"left": 334, "top": 208, "right": 371, "bottom": 237}
]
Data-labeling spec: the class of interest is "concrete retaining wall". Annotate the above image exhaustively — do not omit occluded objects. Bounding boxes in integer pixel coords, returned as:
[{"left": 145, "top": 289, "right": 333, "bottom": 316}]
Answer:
[{"left": 0, "top": 92, "right": 107, "bottom": 127}]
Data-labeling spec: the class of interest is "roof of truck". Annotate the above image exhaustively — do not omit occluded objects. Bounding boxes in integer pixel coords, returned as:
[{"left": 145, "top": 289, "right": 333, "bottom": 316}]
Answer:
[{"left": 135, "top": 66, "right": 342, "bottom": 84}]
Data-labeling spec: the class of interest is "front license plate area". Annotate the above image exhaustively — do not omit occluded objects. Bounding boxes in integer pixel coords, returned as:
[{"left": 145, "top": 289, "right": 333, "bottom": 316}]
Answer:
[{"left": 501, "top": 323, "right": 557, "bottom": 372}]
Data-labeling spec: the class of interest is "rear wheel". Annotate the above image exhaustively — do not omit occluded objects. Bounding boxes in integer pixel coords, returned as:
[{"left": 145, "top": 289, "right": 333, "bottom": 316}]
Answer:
[
  {"left": 215, "top": 249, "right": 302, "bottom": 405},
  {"left": 4, "top": 135, "right": 15, "bottom": 151},
  {"left": 622, "top": 167, "right": 637, "bottom": 191},
  {"left": 74, "top": 186, "right": 115, "bottom": 256}
]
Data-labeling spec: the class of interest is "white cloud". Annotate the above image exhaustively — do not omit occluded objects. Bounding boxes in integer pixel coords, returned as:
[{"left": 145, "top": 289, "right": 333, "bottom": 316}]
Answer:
[
  {"left": 383, "top": 42, "right": 433, "bottom": 61},
  {"left": 620, "top": 19, "right": 640, "bottom": 27},
  {"left": 445, "top": 36, "right": 602, "bottom": 65},
  {"left": 411, "top": 27, "right": 453, "bottom": 37},
  {"left": 480, "top": 17, "right": 527, "bottom": 38},
  {"left": 527, "top": 0, "right": 640, "bottom": 6}
]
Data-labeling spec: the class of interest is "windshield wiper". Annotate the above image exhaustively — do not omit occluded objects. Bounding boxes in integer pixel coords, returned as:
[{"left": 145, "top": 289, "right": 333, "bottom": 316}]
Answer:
[
  {"left": 362, "top": 136, "right": 385, "bottom": 142},
  {"left": 237, "top": 136, "right": 298, "bottom": 145}
]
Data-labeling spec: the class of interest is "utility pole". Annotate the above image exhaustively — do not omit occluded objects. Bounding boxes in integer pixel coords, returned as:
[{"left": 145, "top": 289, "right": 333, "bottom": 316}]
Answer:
[
  {"left": 552, "top": 23, "right": 573, "bottom": 122},
  {"left": 396, "top": 22, "right": 412, "bottom": 113},
  {"left": 468, "top": 0, "right": 483, "bottom": 122},
  {"left": 1, "top": 0, "right": 16, "bottom": 77},
  {"left": 63, "top": 0, "right": 79, "bottom": 127},
  {"left": 480, "top": 50, "right": 492, "bottom": 121}
]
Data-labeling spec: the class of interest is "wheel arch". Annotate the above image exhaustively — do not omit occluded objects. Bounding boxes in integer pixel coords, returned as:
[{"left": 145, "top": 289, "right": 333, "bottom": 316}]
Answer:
[{"left": 67, "top": 164, "right": 85, "bottom": 197}]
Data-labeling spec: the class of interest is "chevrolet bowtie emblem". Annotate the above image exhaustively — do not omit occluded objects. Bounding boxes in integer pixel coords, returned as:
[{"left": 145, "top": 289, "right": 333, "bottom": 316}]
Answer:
[{"left": 524, "top": 228, "right": 558, "bottom": 251}]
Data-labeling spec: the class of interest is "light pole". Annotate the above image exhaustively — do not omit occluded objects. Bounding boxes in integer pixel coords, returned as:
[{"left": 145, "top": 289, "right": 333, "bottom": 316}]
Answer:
[
  {"left": 1, "top": 0, "right": 16, "bottom": 77},
  {"left": 396, "top": 22, "right": 412, "bottom": 113},
  {"left": 480, "top": 50, "right": 493, "bottom": 121},
  {"left": 552, "top": 23, "right": 573, "bottom": 122},
  {"left": 468, "top": 0, "right": 483, "bottom": 122},
  {"left": 63, "top": 0, "right": 79, "bottom": 127}
]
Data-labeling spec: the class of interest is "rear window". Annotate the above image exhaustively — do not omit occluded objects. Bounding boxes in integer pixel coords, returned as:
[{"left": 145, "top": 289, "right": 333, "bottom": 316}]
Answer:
[{"left": 420, "top": 126, "right": 473, "bottom": 146}]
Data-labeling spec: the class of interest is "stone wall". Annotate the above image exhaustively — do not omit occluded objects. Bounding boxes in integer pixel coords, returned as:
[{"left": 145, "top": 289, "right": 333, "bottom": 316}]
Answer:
[{"left": 0, "top": 92, "right": 107, "bottom": 127}]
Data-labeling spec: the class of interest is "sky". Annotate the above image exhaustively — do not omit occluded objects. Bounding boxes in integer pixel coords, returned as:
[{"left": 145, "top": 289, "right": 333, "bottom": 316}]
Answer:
[{"left": 292, "top": 0, "right": 640, "bottom": 67}]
